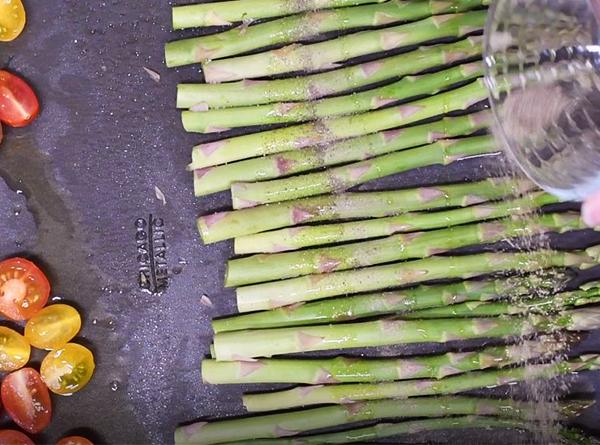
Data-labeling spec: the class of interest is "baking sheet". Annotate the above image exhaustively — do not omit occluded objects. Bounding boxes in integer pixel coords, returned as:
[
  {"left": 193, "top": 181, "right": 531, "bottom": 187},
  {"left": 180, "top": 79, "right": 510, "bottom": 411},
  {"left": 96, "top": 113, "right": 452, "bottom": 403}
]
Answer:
[{"left": 1, "top": 1, "right": 599, "bottom": 443}]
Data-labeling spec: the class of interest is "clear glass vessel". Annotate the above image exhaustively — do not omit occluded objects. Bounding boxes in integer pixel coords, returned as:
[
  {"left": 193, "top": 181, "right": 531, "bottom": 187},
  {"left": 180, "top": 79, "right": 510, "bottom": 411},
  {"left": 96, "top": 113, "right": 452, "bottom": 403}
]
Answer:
[{"left": 485, "top": 0, "right": 600, "bottom": 200}]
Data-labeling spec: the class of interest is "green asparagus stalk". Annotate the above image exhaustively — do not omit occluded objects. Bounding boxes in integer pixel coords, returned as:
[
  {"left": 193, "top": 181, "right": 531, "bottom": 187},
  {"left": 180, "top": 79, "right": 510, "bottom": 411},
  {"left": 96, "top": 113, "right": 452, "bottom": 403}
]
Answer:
[
  {"left": 561, "top": 428, "right": 600, "bottom": 445},
  {"left": 243, "top": 355, "right": 600, "bottom": 412},
  {"left": 214, "top": 306, "right": 600, "bottom": 361},
  {"left": 192, "top": 79, "right": 489, "bottom": 171},
  {"left": 167, "top": 0, "right": 487, "bottom": 67},
  {"left": 172, "top": 0, "right": 385, "bottom": 29},
  {"left": 192, "top": 111, "right": 491, "bottom": 196},
  {"left": 226, "top": 416, "right": 531, "bottom": 445},
  {"left": 201, "top": 336, "right": 565, "bottom": 385},
  {"left": 225, "top": 212, "right": 585, "bottom": 287},
  {"left": 198, "top": 178, "right": 533, "bottom": 244},
  {"left": 213, "top": 274, "right": 564, "bottom": 332},
  {"left": 235, "top": 248, "right": 592, "bottom": 313},
  {"left": 202, "top": 11, "right": 486, "bottom": 82},
  {"left": 230, "top": 133, "right": 495, "bottom": 206},
  {"left": 184, "top": 62, "right": 483, "bottom": 133},
  {"left": 174, "top": 396, "right": 555, "bottom": 445},
  {"left": 403, "top": 287, "right": 600, "bottom": 319},
  {"left": 177, "top": 37, "right": 482, "bottom": 109},
  {"left": 234, "top": 193, "right": 558, "bottom": 254}
]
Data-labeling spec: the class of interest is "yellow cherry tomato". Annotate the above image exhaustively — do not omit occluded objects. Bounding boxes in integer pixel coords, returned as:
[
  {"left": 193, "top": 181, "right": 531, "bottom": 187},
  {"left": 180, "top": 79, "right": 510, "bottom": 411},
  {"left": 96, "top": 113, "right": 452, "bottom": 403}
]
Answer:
[
  {"left": 0, "top": 0, "right": 26, "bottom": 42},
  {"left": 40, "top": 343, "right": 95, "bottom": 395},
  {"left": 0, "top": 326, "right": 30, "bottom": 371},
  {"left": 25, "top": 304, "right": 81, "bottom": 350}
]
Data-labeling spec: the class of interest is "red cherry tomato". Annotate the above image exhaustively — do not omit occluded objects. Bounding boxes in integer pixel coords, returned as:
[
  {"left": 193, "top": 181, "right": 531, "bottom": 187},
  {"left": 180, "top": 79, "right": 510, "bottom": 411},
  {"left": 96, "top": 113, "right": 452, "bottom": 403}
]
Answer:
[
  {"left": 0, "top": 258, "right": 50, "bottom": 321},
  {"left": 0, "top": 430, "right": 34, "bottom": 445},
  {"left": 0, "top": 70, "right": 39, "bottom": 128},
  {"left": 57, "top": 437, "right": 94, "bottom": 445},
  {"left": 1, "top": 368, "right": 52, "bottom": 434}
]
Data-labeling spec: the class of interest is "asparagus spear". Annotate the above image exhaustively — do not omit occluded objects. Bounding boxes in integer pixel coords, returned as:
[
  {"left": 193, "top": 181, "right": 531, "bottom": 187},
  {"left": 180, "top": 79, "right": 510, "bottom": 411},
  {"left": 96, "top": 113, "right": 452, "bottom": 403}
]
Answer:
[
  {"left": 215, "top": 307, "right": 600, "bottom": 360},
  {"left": 213, "top": 274, "right": 564, "bottom": 332},
  {"left": 243, "top": 355, "right": 600, "bottom": 411},
  {"left": 198, "top": 178, "right": 533, "bottom": 244},
  {"left": 201, "top": 336, "right": 566, "bottom": 385},
  {"left": 234, "top": 193, "right": 559, "bottom": 254},
  {"left": 167, "top": 0, "right": 487, "bottom": 67},
  {"left": 226, "top": 212, "right": 585, "bottom": 287},
  {"left": 230, "top": 133, "right": 496, "bottom": 206},
  {"left": 177, "top": 37, "right": 482, "bottom": 109},
  {"left": 226, "top": 416, "right": 531, "bottom": 445},
  {"left": 403, "top": 287, "right": 600, "bottom": 319},
  {"left": 174, "top": 396, "right": 556, "bottom": 445},
  {"left": 202, "top": 11, "right": 487, "bottom": 82},
  {"left": 235, "top": 248, "right": 592, "bottom": 313},
  {"left": 172, "top": 0, "right": 385, "bottom": 29},
  {"left": 192, "top": 79, "right": 489, "bottom": 171},
  {"left": 184, "top": 62, "right": 483, "bottom": 133},
  {"left": 192, "top": 111, "right": 491, "bottom": 196}
]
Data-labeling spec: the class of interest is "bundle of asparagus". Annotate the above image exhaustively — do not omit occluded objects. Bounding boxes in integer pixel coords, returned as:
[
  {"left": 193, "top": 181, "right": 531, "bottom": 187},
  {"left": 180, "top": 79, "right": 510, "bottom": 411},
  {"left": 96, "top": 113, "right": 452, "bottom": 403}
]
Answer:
[{"left": 167, "top": 1, "right": 600, "bottom": 443}]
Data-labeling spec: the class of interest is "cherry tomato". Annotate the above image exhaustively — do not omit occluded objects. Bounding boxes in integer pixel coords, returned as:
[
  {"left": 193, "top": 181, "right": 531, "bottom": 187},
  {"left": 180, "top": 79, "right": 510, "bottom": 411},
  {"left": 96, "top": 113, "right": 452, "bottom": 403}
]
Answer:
[
  {"left": 57, "top": 437, "right": 94, "bottom": 445},
  {"left": 1, "top": 368, "right": 52, "bottom": 434},
  {"left": 0, "top": 71, "right": 39, "bottom": 128},
  {"left": 0, "top": 326, "right": 30, "bottom": 371},
  {"left": 41, "top": 343, "right": 95, "bottom": 395},
  {"left": 0, "top": 257, "right": 50, "bottom": 321},
  {"left": 0, "top": 430, "right": 34, "bottom": 445},
  {"left": 0, "top": 0, "right": 26, "bottom": 42},
  {"left": 25, "top": 304, "right": 81, "bottom": 350}
]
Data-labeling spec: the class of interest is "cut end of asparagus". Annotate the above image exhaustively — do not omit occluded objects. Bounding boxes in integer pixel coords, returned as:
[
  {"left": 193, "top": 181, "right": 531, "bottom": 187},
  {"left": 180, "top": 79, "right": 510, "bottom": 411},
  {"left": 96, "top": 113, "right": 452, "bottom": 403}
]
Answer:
[{"left": 558, "top": 399, "right": 596, "bottom": 418}]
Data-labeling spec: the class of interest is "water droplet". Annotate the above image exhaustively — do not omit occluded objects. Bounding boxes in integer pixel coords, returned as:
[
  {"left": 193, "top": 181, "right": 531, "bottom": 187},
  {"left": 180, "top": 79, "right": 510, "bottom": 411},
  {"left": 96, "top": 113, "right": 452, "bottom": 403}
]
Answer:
[
  {"left": 172, "top": 266, "right": 182, "bottom": 275},
  {"left": 51, "top": 296, "right": 62, "bottom": 302},
  {"left": 110, "top": 380, "right": 120, "bottom": 392}
]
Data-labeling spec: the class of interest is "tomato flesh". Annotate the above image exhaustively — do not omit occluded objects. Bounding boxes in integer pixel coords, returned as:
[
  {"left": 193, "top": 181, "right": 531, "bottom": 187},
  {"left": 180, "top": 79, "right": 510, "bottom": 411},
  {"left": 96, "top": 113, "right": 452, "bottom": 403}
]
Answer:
[
  {"left": 0, "top": 71, "right": 40, "bottom": 128},
  {"left": 25, "top": 304, "right": 81, "bottom": 350},
  {"left": 0, "top": 326, "right": 30, "bottom": 371},
  {"left": 0, "top": 257, "right": 50, "bottom": 320},
  {"left": 0, "top": 430, "right": 34, "bottom": 445},
  {"left": 57, "top": 437, "right": 94, "bottom": 445},
  {"left": 1, "top": 368, "right": 52, "bottom": 434},
  {"left": 41, "top": 343, "right": 95, "bottom": 395},
  {"left": 0, "top": 0, "right": 26, "bottom": 42}
]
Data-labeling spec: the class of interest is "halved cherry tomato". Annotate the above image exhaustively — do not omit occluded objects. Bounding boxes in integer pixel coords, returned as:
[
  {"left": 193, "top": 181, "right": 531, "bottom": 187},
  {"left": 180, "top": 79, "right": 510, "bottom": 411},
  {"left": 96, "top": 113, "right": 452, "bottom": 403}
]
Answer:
[
  {"left": 0, "top": 70, "right": 39, "bottom": 128},
  {"left": 1, "top": 368, "right": 52, "bottom": 434},
  {"left": 41, "top": 343, "right": 95, "bottom": 395},
  {"left": 57, "top": 437, "right": 94, "bottom": 445},
  {"left": 0, "top": 257, "right": 50, "bottom": 321},
  {"left": 25, "top": 304, "right": 81, "bottom": 350},
  {"left": 0, "top": 326, "right": 30, "bottom": 371},
  {"left": 0, "top": 0, "right": 26, "bottom": 42},
  {"left": 0, "top": 430, "right": 34, "bottom": 445}
]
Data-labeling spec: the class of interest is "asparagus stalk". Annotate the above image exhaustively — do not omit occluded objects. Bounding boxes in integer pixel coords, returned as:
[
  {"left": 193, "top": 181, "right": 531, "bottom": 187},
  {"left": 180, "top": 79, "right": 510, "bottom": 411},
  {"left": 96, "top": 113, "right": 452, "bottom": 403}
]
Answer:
[
  {"left": 167, "top": 0, "right": 487, "bottom": 67},
  {"left": 172, "top": 0, "right": 385, "bottom": 29},
  {"left": 184, "top": 62, "right": 484, "bottom": 133},
  {"left": 198, "top": 178, "right": 533, "bottom": 244},
  {"left": 230, "top": 133, "right": 495, "bottom": 206},
  {"left": 177, "top": 37, "right": 482, "bottom": 109},
  {"left": 234, "top": 193, "right": 559, "bottom": 254},
  {"left": 192, "top": 79, "right": 489, "bottom": 171},
  {"left": 174, "top": 396, "right": 554, "bottom": 445},
  {"left": 202, "top": 11, "right": 487, "bottom": 82},
  {"left": 192, "top": 111, "right": 491, "bottom": 196},
  {"left": 243, "top": 355, "right": 600, "bottom": 412},
  {"left": 227, "top": 416, "right": 532, "bottom": 445},
  {"left": 226, "top": 212, "right": 585, "bottom": 287},
  {"left": 215, "top": 307, "right": 600, "bottom": 361},
  {"left": 201, "top": 336, "right": 566, "bottom": 385},
  {"left": 235, "top": 248, "right": 593, "bottom": 313},
  {"left": 403, "top": 287, "right": 600, "bottom": 319},
  {"left": 213, "top": 274, "right": 564, "bottom": 332}
]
